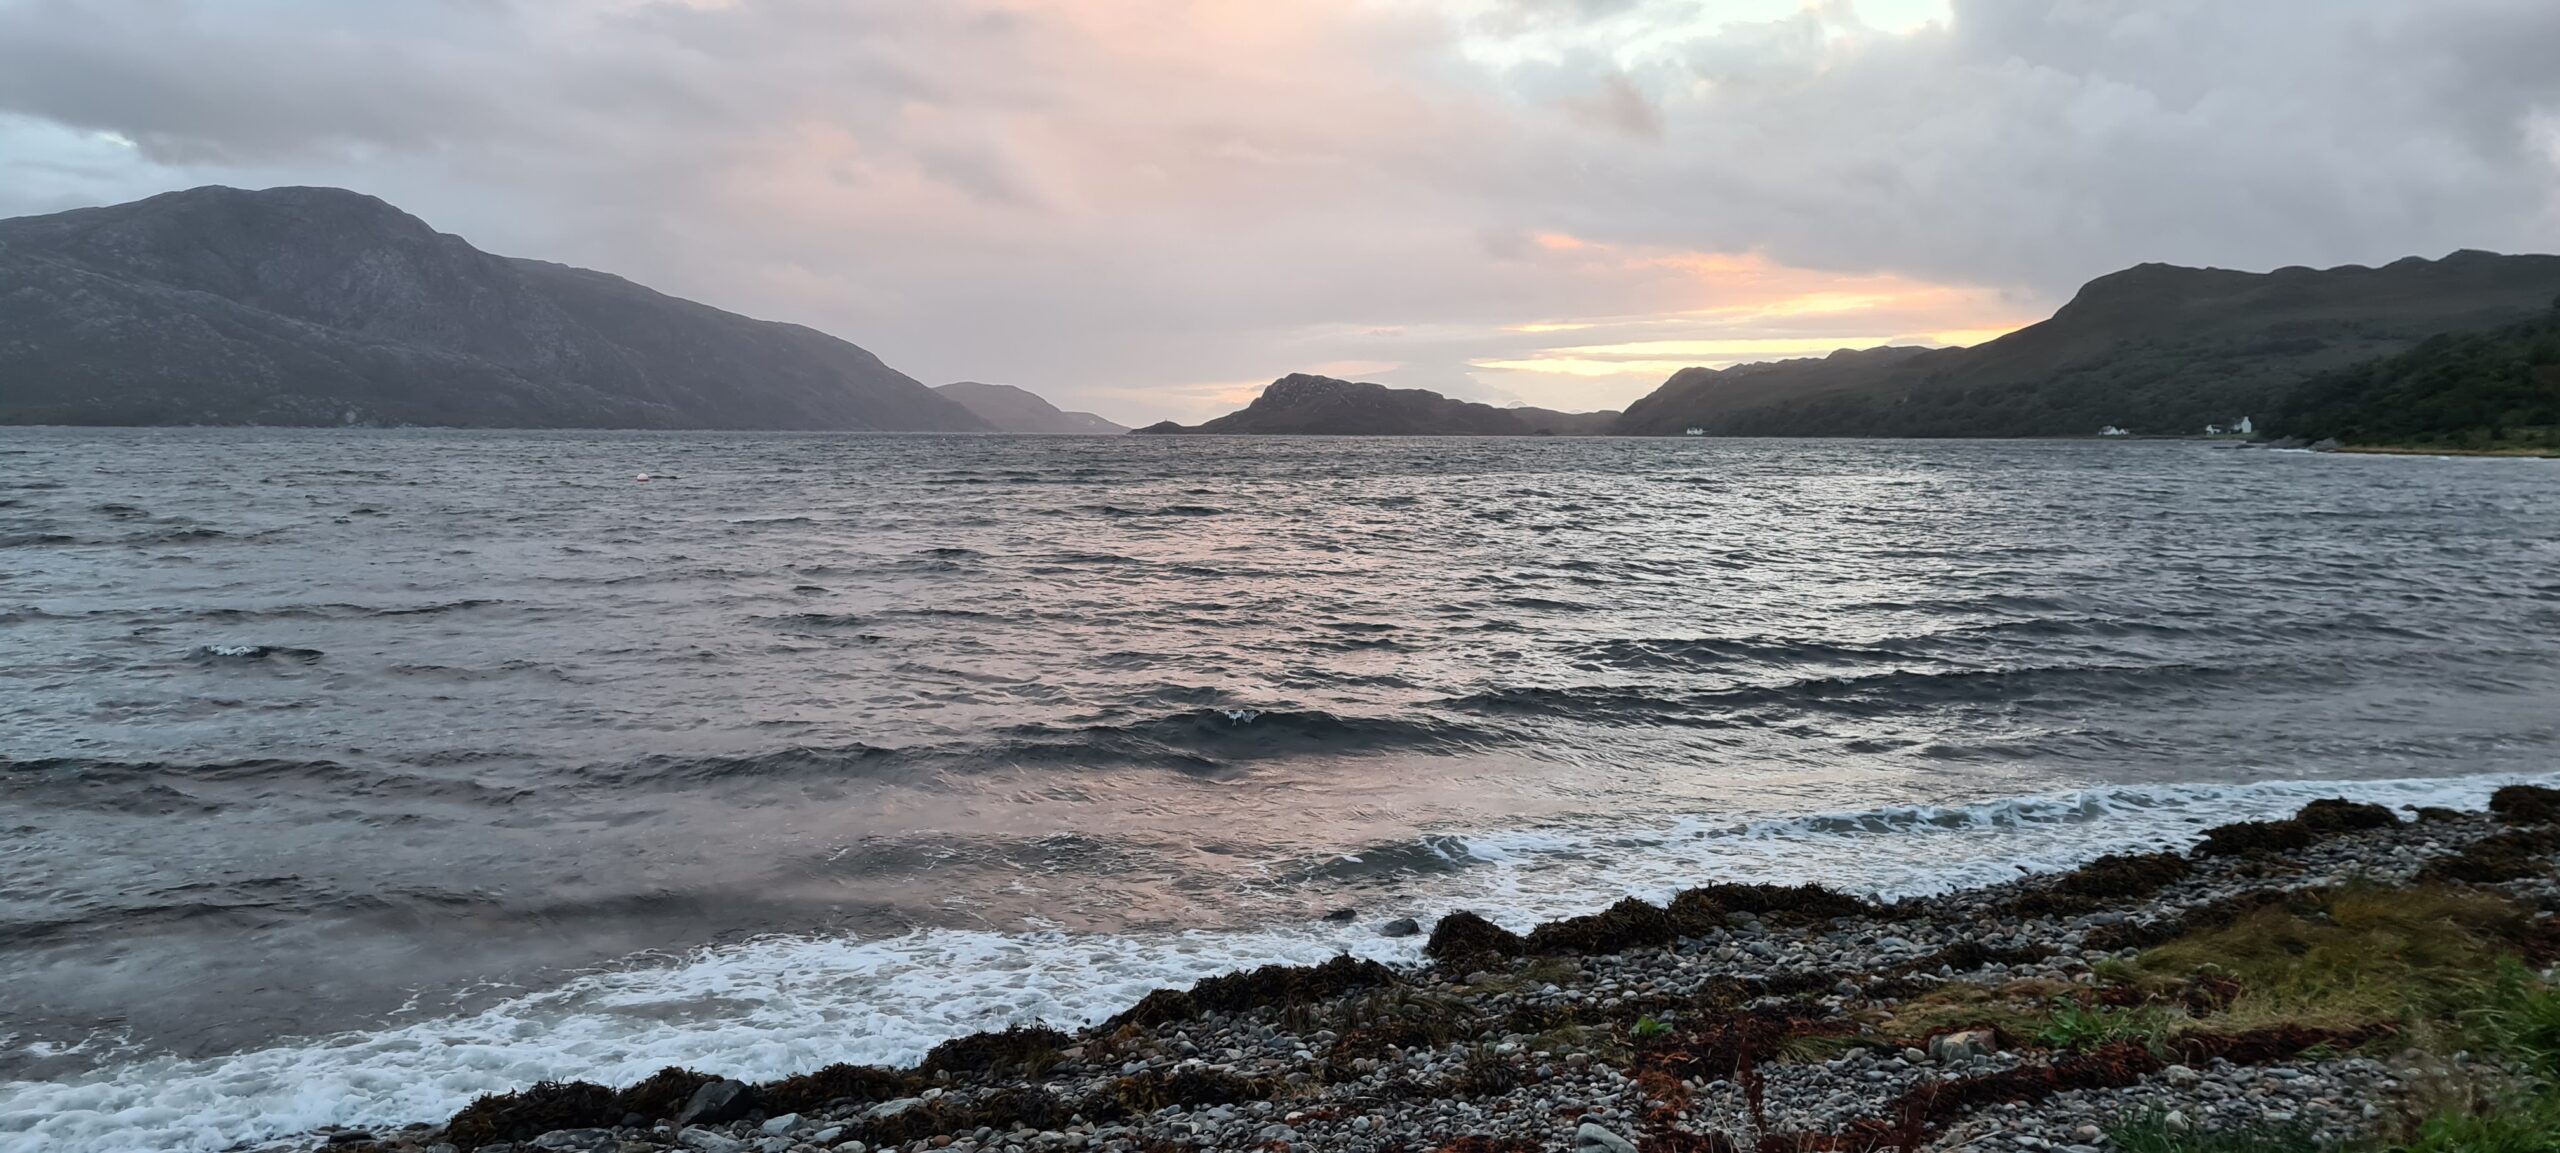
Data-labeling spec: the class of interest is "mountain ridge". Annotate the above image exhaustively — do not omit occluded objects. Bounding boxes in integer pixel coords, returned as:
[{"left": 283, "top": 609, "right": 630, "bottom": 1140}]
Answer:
[
  {"left": 934, "top": 382, "right": 1127, "bottom": 434},
  {"left": 1612, "top": 250, "right": 2560, "bottom": 437},
  {"left": 0, "top": 185, "right": 991, "bottom": 430}
]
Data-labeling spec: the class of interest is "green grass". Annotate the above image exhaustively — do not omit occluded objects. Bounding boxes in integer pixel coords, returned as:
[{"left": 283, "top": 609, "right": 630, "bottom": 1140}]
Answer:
[
  {"left": 2395, "top": 1097, "right": 2560, "bottom": 1153},
  {"left": 2108, "top": 1112, "right": 2322, "bottom": 1153},
  {"left": 2477, "top": 960, "right": 2560, "bottom": 1084},
  {"left": 2132, "top": 885, "right": 2525, "bottom": 1032},
  {"left": 2036, "top": 1001, "right": 2184, "bottom": 1052}
]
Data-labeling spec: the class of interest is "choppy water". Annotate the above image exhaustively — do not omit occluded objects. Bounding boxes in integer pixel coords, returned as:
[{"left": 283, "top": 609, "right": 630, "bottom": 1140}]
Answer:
[{"left": 3, "top": 429, "right": 2557, "bottom": 1151}]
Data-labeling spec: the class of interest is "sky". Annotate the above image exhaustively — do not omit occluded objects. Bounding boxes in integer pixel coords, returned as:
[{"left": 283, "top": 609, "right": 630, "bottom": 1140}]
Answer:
[{"left": 3, "top": 0, "right": 2557, "bottom": 424}]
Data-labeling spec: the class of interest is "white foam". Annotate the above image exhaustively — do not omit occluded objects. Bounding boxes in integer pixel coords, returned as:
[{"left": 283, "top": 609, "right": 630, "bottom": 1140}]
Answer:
[
  {"left": 1435, "top": 771, "right": 2560, "bottom": 928},
  {"left": 5, "top": 769, "right": 2551, "bottom": 1152}
]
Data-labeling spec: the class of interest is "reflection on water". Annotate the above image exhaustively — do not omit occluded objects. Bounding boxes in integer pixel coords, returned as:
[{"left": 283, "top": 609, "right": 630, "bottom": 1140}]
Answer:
[{"left": 1, "top": 429, "right": 2555, "bottom": 1065}]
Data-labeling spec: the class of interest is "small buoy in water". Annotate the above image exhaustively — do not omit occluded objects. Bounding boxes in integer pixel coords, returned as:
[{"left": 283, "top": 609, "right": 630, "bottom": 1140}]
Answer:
[{"left": 635, "top": 473, "right": 652, "bottom": 482}]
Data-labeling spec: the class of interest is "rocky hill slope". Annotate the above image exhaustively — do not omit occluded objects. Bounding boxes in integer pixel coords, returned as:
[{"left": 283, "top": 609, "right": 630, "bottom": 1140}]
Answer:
[
  {"left": 1615, "top": 251, "right": 2560, "bottom": 437},
  {"left": 0, "top": 186, "right": 990, "bottom": 430}
]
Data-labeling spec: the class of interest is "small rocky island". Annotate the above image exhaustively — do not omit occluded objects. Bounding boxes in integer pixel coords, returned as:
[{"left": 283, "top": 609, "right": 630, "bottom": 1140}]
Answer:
[
  {"left": 316, "top": 787, "right": 2560, "bottom": 1153},
  {"left": 1134, "top": 374, "right": 1618, "bottom": 436}
]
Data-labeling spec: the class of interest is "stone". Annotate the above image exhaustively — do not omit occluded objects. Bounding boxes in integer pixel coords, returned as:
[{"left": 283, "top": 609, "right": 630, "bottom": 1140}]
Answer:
[
  {"left": 809, "top": 1128, "right": 844, "bottom": 1145},
  {"left": 1575, "top": 1122, "right": 1640, "bottom": 1153},
  {"left": 677, "top": 1080, "right": 757, "bottom": 1127},
  {"left": 678, "top": 1128, "right": 748, "bottom": 1153},
  {"left": 2163, "top": 1064, "right": 2203, "bottom": 1087},
  {"left": 761, "top": 1114, "right": 803, "bottom": 1136},
  {"left": 1926, "top": 1029, "right": 1997, "bottom": 1063},
  {"left": 530, "top": 1132, "right": 611, "bottom": 1151},
  {"left": 1379, "top": 917, "right": 1421, "bottom": 938},
  {"left": 1323, "top": 908, "right": 1357, "bottom": 922},
  {"left": 758, "top": 1139, "right": 790, "bottom": 1153},
  {"left": 328, "top": 1135, "right": 381, "bottom": 1147},
  {"left": 866, "top": 1097, "right": 926, "bottom": 1120}
]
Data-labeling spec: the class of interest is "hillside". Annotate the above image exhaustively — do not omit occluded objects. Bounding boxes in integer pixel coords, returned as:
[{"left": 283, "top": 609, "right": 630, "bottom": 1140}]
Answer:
[
  {"left": 1614, "top": 251, "right": 2560, "bottom": 437},
  {"left": 934, "top": 382, "right": 1126, "bottom": 434},
  {"left": 2268, "top": 300, "right": 2560, "bottom": 452},
  {"left": 1134, "top": 373, "right": 1617, "bottom": 436},
  {"left": 0, "top": 186, "right": 991, "bottom": 430}
]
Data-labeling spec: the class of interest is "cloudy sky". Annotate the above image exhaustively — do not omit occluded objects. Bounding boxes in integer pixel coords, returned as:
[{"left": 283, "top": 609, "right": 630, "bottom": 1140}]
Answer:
[{"left": 4, "top": 0, "right": 2557, "bottom": 423}]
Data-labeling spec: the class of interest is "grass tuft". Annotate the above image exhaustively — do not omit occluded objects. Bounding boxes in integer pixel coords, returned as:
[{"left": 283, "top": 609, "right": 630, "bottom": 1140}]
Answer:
[
  {"left": 2132, "top": 884, "right": 2525, "bottom": 1030},
  {"left": 2107, "top": 1112, "right": 2322, "bottom": 1153},
  {"left": 2036, "top": 1001, "right": 2185, "bottom": 1053}
]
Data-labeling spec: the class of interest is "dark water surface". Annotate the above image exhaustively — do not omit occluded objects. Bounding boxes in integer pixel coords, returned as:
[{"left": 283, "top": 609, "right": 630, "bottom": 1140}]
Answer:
[{"left": 2, "top": 430, "right": 2556, "bottom": 1148}]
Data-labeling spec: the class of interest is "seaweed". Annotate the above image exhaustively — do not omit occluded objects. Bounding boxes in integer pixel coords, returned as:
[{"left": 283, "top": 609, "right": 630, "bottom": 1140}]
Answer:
[
  {"left": 2493, "top": 785, "right": 2560, "bottom": 825},
  {"left": 1425, "top": 911, "right": 1525, "bottom": 971},
  {"left": 1524, "top": 897, "right": 1683, "bottom": 955},
  {"left": 1106, "top": 988, "right": 1199, "bottom": 1029},
  {"left": 755, "top": 1062, "right": 914, "bottom": 1115},
  {"left": 2295, "top": 798, "right": 2398, "bottom": 834},
  {"left": 2420, "top": 828, "right": 2560, "bottom": 885},
  {"left": 1188, "top": 953, "right": 1398, "bottom": 1013},
  {"left": 1669, "top": 883, "right": 1873, "bottom": 926},
  {"left": 2195, "top": 819, "right": 2313, "bottom": 857},
  {"left": 917, "top": 1024, "right": 1072, "bottom": 1078},
  {"left": 616, "top": 1066, "right": 721, "bottom": 1122},
  {"left": 2054, "top": 852, "right": 2194, "bottom": 899},
  {"left": 442, "top": 1081, "right": 621, "bottom": 1151}
]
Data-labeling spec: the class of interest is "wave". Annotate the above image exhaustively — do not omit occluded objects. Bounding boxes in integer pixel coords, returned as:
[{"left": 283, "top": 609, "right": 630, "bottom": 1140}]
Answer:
[
  {"left": 0, "top": 756, "right": 533, "bottom": 812},
  {"left": 187, "top": 644, "right": 323, "bottom": 664},
  {"left": 11, "top": 769, "right": 2554, "bottom": 1153},
  {"left": 1440, "top": 660, "right": 2330, "bottom": 726},
  {"left": 992, "top": 707, "right": 1489, "bottom": 769},
  {"left": 112, "top": 526, "right": 228, "bottom": 546},
  {"left": 1076, "top": 504, "right": 1231, "bottom": 518}
]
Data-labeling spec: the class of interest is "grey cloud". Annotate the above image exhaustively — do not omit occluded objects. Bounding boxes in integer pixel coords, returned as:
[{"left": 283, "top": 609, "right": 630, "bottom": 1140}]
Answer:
[{"left": 0, "top": 0, "right": 2554, "bottom": 423}]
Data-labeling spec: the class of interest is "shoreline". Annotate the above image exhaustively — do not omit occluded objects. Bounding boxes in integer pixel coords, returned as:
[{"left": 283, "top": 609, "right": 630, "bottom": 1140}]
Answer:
[
  {"left": 2330, "top": 443, "right": 2560, "bottom": 458},
  {"left": 283, "top": 789, "right": 2560, "bottom": 1153}
]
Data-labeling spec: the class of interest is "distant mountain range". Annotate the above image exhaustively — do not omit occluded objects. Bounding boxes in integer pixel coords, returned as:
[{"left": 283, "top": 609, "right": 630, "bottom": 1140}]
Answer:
[
  {"left": 0, "top": 185, "right": 993, "bottom": 430},
  {"left": 9, "top": 187, "right": 2554, "bottom": 444},
  {"left": 934, "top": 382, "right": 1127, "bottom": 434},
  {"left": 1613, "top": 251, "right": 2560, "bottom": 438},
  {"left": 1132, "top": 373, "right": 1618, "bottom": 436}
]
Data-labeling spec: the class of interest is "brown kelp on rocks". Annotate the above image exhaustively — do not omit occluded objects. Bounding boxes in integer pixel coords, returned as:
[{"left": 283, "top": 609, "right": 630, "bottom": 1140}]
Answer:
[{"left": 312, "top": 795, "right": 2560, "bottom": 1153}]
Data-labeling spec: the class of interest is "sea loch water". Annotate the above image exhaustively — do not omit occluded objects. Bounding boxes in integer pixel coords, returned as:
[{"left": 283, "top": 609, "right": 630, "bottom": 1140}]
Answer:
[{"left": 2, "top": 430, "right": 2556, "bottom": 1151}]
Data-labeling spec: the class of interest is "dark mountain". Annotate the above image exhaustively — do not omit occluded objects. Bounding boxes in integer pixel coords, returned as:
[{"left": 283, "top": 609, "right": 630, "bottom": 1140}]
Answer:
[
  {"left": 2268, "top": 299, "right": 2560, "bottom": 452},
  {"left": 0, "top": 185, "right": 991, "bottom": 430},
  {"left": 1132, "top": 373, "right": 1618, "bottom": 436},
  {"left": 1614, "top": 251, "right": 2560, "bottom": 437},
  {"left": 934, "top": 381, "right": 1127, "bottom": 434}
]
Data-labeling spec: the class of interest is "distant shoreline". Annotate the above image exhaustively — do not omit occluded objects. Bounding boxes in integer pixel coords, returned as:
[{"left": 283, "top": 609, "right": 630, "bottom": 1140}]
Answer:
[{"left": 2334, "top": 443, "right": 2560, "bottom": 459}]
